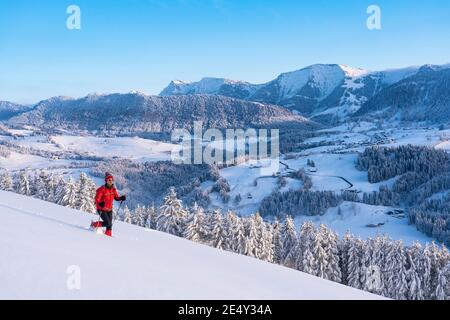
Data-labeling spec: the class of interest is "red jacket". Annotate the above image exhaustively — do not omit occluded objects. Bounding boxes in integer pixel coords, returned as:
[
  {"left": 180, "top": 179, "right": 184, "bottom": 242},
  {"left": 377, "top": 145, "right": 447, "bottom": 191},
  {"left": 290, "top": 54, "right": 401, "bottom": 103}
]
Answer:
[{"left": 95, "top": 185, "right": 121, "bottom": 211}]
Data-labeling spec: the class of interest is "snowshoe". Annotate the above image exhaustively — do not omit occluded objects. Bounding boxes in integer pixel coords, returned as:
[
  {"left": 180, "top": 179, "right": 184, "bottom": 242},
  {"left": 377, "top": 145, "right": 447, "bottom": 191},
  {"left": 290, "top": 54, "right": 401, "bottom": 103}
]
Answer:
[{"left": 90, "top": 220, "right": 104, "bottom": 235}]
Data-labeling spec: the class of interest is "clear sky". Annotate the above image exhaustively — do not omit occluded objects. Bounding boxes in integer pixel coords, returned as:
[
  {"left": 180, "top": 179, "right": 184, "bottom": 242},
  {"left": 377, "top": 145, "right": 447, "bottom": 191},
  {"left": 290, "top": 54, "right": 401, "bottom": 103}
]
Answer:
[{"left": 1, "top": 0, "right": 449, "bottom": 104}]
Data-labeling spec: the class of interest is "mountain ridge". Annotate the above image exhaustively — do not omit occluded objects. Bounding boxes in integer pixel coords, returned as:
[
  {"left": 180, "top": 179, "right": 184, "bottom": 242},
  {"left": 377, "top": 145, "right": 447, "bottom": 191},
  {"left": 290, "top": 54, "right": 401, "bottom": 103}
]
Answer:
[
  {"left": 7, "top": 93, "right": 318, "bottom": 135},
  {"left": 160, "top": 63, "right": 450, "bottom": 122}
]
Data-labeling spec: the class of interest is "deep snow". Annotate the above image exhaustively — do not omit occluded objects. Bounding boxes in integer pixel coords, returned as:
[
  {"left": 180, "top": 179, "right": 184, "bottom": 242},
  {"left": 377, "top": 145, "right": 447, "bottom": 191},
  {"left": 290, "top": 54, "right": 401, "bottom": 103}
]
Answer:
[{"left": 0, "top": 191, "right": 381, "bottom": 300}]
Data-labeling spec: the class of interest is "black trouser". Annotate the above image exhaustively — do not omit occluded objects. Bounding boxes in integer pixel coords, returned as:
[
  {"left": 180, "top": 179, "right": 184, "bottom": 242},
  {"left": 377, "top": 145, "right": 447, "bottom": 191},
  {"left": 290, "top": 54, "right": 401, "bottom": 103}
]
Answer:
[{"left": 98, "top": 210, "right": 113, "bottom": 231}]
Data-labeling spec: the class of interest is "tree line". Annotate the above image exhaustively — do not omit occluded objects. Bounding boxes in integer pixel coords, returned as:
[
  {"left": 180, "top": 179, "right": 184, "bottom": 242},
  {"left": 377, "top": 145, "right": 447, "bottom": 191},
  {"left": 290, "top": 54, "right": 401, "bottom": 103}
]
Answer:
[
  {"left": 0, "top": 169, "right": 97, "bottom": 213},
  {"left": 1, "top": 171, "right": 450, "bottom": 300}
]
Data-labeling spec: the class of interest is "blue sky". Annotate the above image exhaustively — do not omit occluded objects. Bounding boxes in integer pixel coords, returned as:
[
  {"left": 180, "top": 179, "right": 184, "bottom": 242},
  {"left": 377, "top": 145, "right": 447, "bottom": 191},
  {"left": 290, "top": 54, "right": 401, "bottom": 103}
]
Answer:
[{"left": 1, "top": 0, "right": 449, "bottom": 104}]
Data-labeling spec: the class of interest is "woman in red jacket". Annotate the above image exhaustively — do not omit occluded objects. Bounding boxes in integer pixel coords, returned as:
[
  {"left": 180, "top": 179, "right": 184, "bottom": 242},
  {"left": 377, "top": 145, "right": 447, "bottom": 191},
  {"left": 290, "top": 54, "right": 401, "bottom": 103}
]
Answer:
[{"left": 90, "top": 172, "right": 126, "bottom": 237}]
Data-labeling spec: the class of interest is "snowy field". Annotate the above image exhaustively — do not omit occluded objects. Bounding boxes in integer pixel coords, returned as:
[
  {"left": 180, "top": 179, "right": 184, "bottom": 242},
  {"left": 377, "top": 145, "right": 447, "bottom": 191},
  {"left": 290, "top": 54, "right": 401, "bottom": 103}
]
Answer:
[
  {"left": 294, "top": 202, "right": 432, "bottom": 246},
  {"left": 0, "top": 191, "right": 381, "bottom": 300},
  {"left": 0, "top": 151, "right": 73, "bottom": 171},
  {"left": 50, "top": 135, "right": 175, "bottom": 161},
  {"left": 0, "top": 134, "right": 176, "bottom": 164}
]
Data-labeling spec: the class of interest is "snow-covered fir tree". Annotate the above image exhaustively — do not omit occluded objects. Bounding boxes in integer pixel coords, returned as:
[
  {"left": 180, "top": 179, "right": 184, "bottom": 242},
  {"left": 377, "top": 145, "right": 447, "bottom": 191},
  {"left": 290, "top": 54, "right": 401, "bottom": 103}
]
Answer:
[
  {"left": 435, "top": 263, "right": 450, "bottom": 300},
  {"left": 310, "top": 226, "right": 328, "bottom": 279},
  {"left": 183, "top": 203, "right": 208, "bottom": 243},
  {"left": 229, "top": 212, "right": 247, "bottom": 255},
  {"left": 272, "top": 218, "right": 283, "bottom": 265},
  {"left": 406, "top": 242, "right": 426, "bottom": 300},
  {"left": 297, "top": 221, "right": 317, "bottom": 272},
  {"left": 0, "top": 171, "right": 14, "bottom": 192},
  {"left": 339, "top": 231, "right": 352, "bottom": 285},
  {"left": 45, "top": 173, "right": 59, "bottom": 203},
  {"left": 144, "top": 204, "right": 158, "bottom": 229},
  {"left": 244, "top": 215, "right": 259, "bottom": 258},
  {"left": 280, "top": 216, "right": 298, "bottom": 268},
  {"left": 221, "top": 211, "right": 237, "bottom": 251},
  {"left": 384, "top": 240, "right": 408, "bottom": 300},
  {"left": 16, "top": 171, "right": 31, "bottom": 196},
  {"left": 132, "top": 204, "right": 146, "bottom": 227},
  {"left": 255, "top": 214, "right": 274, "bottom": 263},
  {"left": 320, "top": 225, "right": 342, "bottom": 283},
  {"left": 75, "top": 172, "right": 96, "bottom": 213},
  {"left": 35, "top": 170, "right": 49, "bottom": 200},
  {"left": 55, "top": 178, "right": 68, "bottom": 206},
  {"left": 209, "top": 209, "right": 226, "bottom": 250},
  {"left": 156, "top": 187, "right": 188, "bottom": 237},
  {"left": 249, "top": 214, "right": 267, "bottom": 260},
  {"left": 346, "top": 235, "right": 364, "bottom": 290},
  {"left": 60, "top": 177, "right": 78, "bottom": 209},
  {"left": 122, "top": 205, "right": 132, "bottom": 224}
]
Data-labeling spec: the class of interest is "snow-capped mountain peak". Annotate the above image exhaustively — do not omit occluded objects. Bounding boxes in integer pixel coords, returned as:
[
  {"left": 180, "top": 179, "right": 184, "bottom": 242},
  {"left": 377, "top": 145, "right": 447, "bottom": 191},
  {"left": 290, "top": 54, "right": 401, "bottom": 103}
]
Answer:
[
  {"left": 338, "top": 64, "right": 370, "bottom": 78},
  {"left": 274, "top": 64, "right": 345, "bottom": 100}
]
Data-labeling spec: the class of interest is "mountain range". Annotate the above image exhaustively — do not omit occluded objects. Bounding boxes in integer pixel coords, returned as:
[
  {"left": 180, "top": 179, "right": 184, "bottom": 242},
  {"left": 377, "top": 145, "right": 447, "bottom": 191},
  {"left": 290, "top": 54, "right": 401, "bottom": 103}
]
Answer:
[
  {"left": 6, "top": 93, "right": 316, "bottom": 135},
  {"left": 2, "top": 62, "right": 450, "bottom": 132},
  {"left": 160, "top": 63, "right": 450, "bottom": 123}
]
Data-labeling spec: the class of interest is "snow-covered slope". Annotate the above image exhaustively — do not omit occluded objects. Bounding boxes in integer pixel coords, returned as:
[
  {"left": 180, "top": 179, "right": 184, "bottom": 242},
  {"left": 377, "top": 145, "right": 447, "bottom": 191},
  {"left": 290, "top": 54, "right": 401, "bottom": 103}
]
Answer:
[
  {"left": 354, "top": 65, "right": 450, "bottom": 123},
  {"left": 50, "top": 135, "right": 175, "bottom": 162},
  {"left": 160, "top": 78, "right": 260, "bottom": 99},
  {"left": 0, "top": 191, "right": 381, "bottom": 299},
  {"left": 0, "top": 101, "right": 32, "bottom": 121}
]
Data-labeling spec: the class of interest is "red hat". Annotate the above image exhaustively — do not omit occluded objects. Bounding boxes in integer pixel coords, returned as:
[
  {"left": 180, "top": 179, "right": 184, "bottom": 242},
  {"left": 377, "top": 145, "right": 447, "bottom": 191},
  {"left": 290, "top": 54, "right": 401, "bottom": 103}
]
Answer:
[{"left": 105, "top": 172, "right": 114, "bottom": 182}]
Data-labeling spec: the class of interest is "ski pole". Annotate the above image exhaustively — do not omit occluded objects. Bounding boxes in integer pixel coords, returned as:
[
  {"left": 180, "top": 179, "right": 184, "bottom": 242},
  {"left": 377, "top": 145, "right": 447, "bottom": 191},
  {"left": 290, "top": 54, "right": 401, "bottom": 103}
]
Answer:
[{"left": 113, "top": 200, "right": 124, "bottom": 226}]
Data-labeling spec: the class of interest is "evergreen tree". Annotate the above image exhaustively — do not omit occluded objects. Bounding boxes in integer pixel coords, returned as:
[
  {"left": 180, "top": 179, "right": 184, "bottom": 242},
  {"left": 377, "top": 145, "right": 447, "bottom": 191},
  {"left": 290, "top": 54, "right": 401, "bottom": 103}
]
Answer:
[
  {"left": 222, "top": 211, "right": 237, "bottom": 252},
  {"left": 76, "top": 173, "right": 96, "bottom": 213},
  {"left": 210, "top": 210, "right": 226, "bottom": 250},
  {"left": 55, "top": 177, "right": 68, "bottom": 206},
  {"left": 244, "top": 216, "right": 259, "bottom": 258},
  {"left": 346, "top": 236, "right": 364, "bottom": 289},
  {"left": 122, "top": 205, "right": 132, "bottom": 224},
  {"left": 132, "top": 204, "right": 146, "bottom": 226},
  {"left": 259, "top": 218, "right": 274, "bottom": 263},
  {"left": 320, "top": 225, "right": 342, "bottom": 283},
  {"left": 435, "top": 263, "right": 450, "bottom": 300},
  {"left": 406, "top": 242, "right": 426, "bottom": 300},
  {"left": 229, "top": 212, "right": 247, "bottom": 255},
  {"left": 280, "top": 216, "right": 298, "bottom": 268},
  {"left": 339, "top": 232, "right": 352, "bottom": 285},
  {"left": 0, "top": 171, "right": 14, "bottom": 191},
  {"left": 156, "top": 187, "right": 188, "bottom": 237},
  {"left": 144, "top": 204, "right": 157, "bottom": 229},
  {"left": 309, "top": 228, "right": 327, "bottom": 278},
  {"left": 298, "top": 221, "right": 317, "bottom": 272},
  {"left": 17, "top": 171, "right": 31, "bottom": 196},
  {"left": 35, "top": 170, "right": 49, "bottom": 200},
  {"left": 183, "top": 203, "right": 208, "bottom": 243},
  {"left": 60, "top": 177, "right": 78, "bottom": 208},
  {"left": 384, "top": 240, "right": 408, "bottom": 299},
  {"left": 45, "top": 173, "right": 59, "bottom": 203},
  {"left": 272, "top": 218, "right": 283, "bottom": 265}
]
